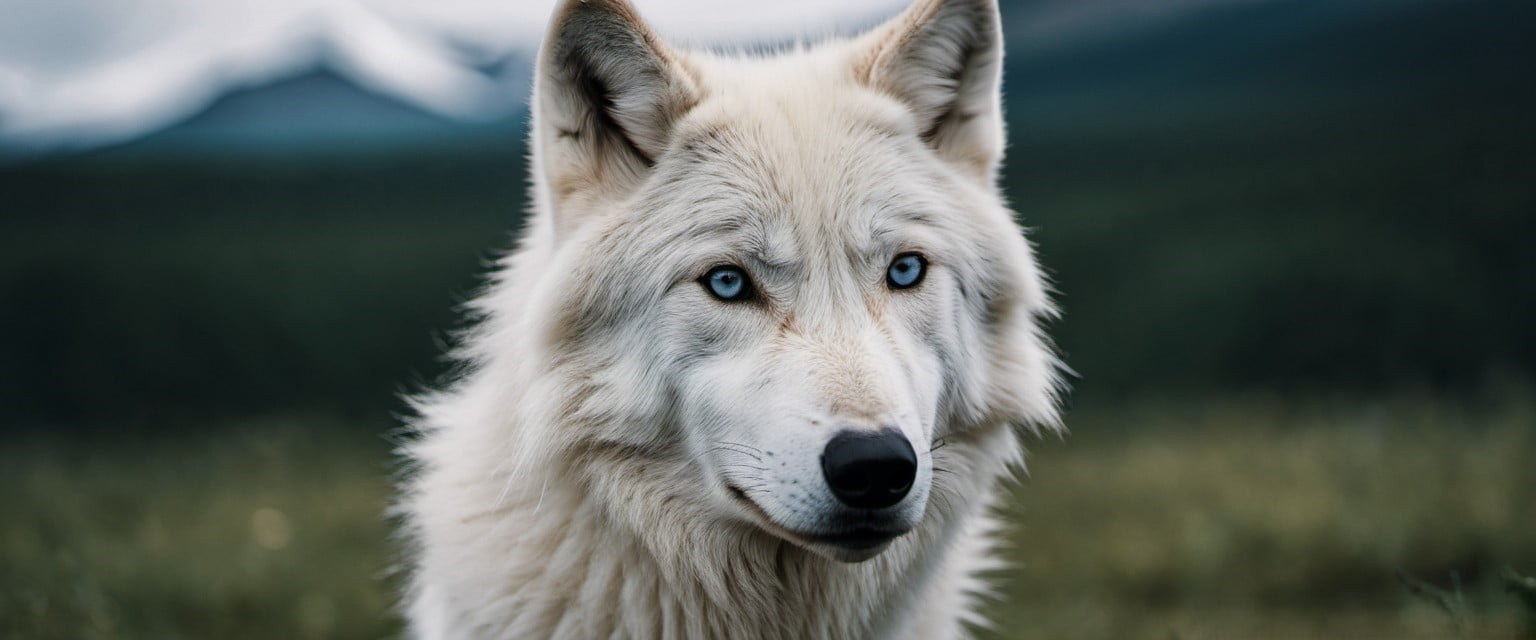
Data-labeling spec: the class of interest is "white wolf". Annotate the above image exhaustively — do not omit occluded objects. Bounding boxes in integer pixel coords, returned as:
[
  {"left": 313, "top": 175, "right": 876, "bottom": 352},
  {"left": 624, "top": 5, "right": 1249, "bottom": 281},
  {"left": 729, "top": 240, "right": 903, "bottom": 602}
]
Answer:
[{"left": 398, "top": 0, "right": 1064, "bottom": 637}]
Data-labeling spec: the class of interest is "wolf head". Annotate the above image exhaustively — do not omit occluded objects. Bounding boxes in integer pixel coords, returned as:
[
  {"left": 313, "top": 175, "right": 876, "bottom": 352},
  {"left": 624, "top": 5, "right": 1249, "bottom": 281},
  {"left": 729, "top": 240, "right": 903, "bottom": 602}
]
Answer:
[{"left": 475, "top": 0, "right": 1061, "bottom": 564}]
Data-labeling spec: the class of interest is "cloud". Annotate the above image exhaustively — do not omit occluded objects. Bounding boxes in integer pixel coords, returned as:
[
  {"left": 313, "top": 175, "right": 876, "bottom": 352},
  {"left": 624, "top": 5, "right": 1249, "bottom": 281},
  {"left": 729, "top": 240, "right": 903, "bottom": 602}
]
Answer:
[
  {"left": 0, "top": 0, "right": 1283, "bottom": 156},
  {"left": 0, "top": 0, "right": 909, "bottom": 155}
]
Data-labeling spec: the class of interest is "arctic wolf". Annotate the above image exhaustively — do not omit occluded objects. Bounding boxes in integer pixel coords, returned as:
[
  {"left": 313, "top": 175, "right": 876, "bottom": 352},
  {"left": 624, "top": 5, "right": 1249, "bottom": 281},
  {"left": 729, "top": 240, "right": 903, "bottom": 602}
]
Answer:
[{"left": 399, "top": 0, "right": 1063, "bottom": 637}]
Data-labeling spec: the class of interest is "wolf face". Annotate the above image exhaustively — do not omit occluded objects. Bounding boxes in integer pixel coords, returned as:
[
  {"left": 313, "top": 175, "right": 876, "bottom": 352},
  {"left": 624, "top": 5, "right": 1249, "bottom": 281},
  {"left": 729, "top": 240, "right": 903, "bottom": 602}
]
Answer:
[
  {"left": 403, "top": 1, "right": 1065, "bottom": 634},
  {"left": 507, "top": 0, "right": 1062, "bottom": 564}
]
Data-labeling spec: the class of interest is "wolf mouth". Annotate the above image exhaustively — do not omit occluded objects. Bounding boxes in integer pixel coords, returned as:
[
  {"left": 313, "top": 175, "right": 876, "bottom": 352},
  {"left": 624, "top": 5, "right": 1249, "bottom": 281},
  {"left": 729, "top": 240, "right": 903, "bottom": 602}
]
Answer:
[
  {"left": 804, "top": 527, "right": 907, "bottom": 550},
  {"left": 726, "top": 484, "right": 912, "bottom": 553}
]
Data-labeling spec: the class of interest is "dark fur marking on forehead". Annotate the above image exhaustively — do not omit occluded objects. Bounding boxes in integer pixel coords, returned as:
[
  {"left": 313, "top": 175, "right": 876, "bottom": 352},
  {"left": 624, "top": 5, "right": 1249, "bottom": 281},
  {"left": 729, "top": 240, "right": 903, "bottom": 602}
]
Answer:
[
  {"left": 678, "top": 124, "right": 730, "bottom": 153},
  {"left": 652, "top": 120, "right": 951, "bottom": 280}
]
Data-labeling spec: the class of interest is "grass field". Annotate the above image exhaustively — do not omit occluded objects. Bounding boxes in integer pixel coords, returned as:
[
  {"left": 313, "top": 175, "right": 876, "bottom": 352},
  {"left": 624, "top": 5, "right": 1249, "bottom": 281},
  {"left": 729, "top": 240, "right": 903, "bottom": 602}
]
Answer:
[
  {"left": 4, "top": 394, "right": 1533, "bottom": 639},
  {"left": 987, "top": 394, "right": 1536, "bottom": 639}
]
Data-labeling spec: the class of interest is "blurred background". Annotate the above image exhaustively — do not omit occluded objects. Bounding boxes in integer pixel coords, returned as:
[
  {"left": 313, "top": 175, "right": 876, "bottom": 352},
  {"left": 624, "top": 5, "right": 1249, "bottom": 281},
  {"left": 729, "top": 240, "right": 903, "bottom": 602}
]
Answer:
[{"left": 2, "top": 0, "right": 1533, "bottom": 637}]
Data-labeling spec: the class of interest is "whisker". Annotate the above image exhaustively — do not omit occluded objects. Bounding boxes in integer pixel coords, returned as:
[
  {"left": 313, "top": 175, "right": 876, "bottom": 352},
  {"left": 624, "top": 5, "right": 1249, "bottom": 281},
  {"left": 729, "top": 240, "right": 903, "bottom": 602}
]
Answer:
[
  {"left": 718, "top": 464, "right": 767, "bottom": 473},
  {"left": 929, "top": 437, "right": 947, "bottom": 453},
  {"left": 717, "top": 441, "right": 765, "bottom": 454},
  {"left": 709, "top": 445, "right": 764, "bottom": 460},
  {"left": 709, "top": 443, "right": 763, "bottom": 460}
]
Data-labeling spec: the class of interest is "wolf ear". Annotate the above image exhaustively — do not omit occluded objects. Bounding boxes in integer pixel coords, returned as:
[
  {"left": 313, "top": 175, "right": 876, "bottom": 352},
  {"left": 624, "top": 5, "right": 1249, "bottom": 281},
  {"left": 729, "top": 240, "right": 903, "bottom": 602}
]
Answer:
[
  {"left": 534, "top": 0, "right": 698, "bottom": 218},
  {"left": 858, "top": 0, "right": 1005, "bottom": 182}
]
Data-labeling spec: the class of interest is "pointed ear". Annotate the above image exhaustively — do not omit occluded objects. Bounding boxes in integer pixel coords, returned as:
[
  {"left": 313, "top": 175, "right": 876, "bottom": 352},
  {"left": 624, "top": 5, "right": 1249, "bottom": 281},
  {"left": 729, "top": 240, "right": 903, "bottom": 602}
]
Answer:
[
  {"left": 534, "top": 0, "right": 699, "bottom": 218},
  {"left": 857, "top": 0, "right": 1005, "bottom": 182}
]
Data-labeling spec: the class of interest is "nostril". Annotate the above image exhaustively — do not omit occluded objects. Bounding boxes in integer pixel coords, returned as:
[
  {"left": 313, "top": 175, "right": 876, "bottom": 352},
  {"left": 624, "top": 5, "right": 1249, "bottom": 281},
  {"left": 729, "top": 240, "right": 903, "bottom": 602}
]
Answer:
[{"left": 820, "top": 428, "right": 918, "bottom": 509}]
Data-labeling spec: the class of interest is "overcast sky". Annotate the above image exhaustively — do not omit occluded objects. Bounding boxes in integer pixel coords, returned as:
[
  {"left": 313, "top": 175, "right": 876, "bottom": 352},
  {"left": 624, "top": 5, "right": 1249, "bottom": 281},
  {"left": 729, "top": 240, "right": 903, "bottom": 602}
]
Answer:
[
  {"left": 0, "top": 0, "right": 1268, "bottom": 153},
  {"left": 0, "top": 0, "right": 920, "bottom": 148}
]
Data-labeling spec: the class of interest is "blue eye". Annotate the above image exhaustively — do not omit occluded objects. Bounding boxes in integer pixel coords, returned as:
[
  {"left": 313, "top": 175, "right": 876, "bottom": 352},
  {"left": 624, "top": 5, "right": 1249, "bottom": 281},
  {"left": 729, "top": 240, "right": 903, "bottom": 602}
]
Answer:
[
  {"left": 702, "top": 265, "right": 752, "bottom": 301},
  {"left": 887, "top": 253, "right": 927, "bottom": 289}
]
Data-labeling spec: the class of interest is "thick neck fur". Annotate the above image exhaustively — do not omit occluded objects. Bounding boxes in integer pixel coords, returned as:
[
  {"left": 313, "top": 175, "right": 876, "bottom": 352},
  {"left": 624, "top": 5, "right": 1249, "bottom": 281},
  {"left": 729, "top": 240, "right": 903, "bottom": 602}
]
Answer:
[{"left": 404, "top": 360, "right": 1017, "bottom": 639}]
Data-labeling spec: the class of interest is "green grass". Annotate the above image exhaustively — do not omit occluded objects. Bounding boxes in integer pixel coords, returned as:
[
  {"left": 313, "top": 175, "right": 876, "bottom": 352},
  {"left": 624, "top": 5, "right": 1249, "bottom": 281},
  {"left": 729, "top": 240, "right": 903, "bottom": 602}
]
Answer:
[
  {"left": 985, "top": 393, "right": 1536, "bottom": 639},
  {"left": 3, "top": 395, "right": 1533, "bottom": 639},
  {"left": 0, "top": 418, "right": 401, "bottom": 640}
]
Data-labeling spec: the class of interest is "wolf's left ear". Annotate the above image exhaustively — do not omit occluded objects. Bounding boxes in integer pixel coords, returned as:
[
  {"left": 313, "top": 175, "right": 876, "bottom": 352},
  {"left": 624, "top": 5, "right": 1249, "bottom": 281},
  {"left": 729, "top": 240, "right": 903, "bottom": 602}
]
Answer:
[
  {"left": 535, "top": 0, "right": 699, "bottom": 222},
  {"left": 857, "top": 0, "right": 1005, "bottom": 182}
]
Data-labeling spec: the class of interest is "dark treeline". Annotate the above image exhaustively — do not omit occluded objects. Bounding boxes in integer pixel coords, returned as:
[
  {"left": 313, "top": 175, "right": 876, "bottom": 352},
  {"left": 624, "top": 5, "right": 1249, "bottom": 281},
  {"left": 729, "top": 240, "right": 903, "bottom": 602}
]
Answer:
[{"left": 2, "top": 0, "right": 1532, "bottom": 425}]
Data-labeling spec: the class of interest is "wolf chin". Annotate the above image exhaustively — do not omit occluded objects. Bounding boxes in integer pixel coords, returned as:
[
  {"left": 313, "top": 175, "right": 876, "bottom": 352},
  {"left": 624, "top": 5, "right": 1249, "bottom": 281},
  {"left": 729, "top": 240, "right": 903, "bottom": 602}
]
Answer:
[{"left": 398, "top": 0, "right": 1064, "bottom": 637}]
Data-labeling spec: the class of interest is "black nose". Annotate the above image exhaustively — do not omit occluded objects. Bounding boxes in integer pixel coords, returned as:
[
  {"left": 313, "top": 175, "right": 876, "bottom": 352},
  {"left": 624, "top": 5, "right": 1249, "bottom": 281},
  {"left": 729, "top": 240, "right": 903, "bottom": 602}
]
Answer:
[{"left": 820, "top": 428, "right": 918, "bottom": 509}]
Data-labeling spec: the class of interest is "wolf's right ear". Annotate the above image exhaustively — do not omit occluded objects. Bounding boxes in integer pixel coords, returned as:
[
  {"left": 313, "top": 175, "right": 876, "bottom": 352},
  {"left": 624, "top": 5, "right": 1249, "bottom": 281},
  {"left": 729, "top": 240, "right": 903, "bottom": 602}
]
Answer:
[
  {"left": 534, "top": 0, "right": 699, "bottom": 221},
  {"left": 856, "top": 0, "right": 1005, "bottom": 184}
]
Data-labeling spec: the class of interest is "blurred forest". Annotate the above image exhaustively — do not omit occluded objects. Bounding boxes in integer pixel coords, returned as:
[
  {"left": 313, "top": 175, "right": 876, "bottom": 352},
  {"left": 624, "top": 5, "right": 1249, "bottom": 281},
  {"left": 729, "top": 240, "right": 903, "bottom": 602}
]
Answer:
[
  {"left": 2, "top": 0, "right": 1534, "bottom": 638},
  {"left": 2, "top": 0, "right": 1533, "bottom": 422}
]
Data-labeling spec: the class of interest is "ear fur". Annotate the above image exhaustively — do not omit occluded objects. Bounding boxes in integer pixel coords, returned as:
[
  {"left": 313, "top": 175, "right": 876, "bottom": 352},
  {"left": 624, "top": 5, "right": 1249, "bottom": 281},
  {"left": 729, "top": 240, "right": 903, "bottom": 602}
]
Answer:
[
  {"left": 534, "top": 0, "right": 699, "bottom": 221},
  {"left": 857, "top": 0, "right": 1005, "bottom": 182}
]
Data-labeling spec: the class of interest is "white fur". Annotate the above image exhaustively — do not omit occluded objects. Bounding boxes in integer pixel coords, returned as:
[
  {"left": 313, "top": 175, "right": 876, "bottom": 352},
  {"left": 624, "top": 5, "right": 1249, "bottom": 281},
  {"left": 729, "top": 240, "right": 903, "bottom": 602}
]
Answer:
[{"left": 397, "top": 0, "right": 1064, "bottom": 637}]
